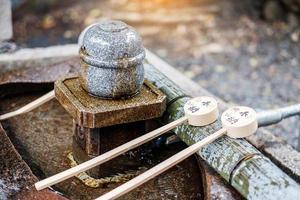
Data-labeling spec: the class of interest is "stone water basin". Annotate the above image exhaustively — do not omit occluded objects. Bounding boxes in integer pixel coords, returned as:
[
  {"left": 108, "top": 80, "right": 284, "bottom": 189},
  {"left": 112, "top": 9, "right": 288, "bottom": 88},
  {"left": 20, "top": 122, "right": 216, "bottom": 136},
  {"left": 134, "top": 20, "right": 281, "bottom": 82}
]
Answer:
[{"left": 0, "top": 86, "right": 203, "bottom": 199}]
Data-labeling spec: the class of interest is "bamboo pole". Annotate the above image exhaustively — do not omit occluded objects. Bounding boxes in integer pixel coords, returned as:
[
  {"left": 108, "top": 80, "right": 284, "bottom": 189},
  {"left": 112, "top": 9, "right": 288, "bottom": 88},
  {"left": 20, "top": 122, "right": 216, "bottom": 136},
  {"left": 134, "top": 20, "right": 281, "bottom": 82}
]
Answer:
[{"left": 144, "top": 62, "right": 300, "bottom": 199}]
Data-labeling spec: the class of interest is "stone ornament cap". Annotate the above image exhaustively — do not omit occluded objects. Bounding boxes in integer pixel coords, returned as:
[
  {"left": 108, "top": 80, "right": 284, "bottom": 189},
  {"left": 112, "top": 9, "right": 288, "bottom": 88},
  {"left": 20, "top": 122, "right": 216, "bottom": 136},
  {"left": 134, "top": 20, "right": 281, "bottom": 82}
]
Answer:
[
  {"left": 78, "top": 20, "right": 146, "bottom": 99},
  {"left": 221, "top": 106, "right": 258, "bottom": 138},
  {"left": 184, "top": 96, "right": 219, "bottom": 126},
  {"left": 79, "top": 20, "right": 145, "bottom": 68}
]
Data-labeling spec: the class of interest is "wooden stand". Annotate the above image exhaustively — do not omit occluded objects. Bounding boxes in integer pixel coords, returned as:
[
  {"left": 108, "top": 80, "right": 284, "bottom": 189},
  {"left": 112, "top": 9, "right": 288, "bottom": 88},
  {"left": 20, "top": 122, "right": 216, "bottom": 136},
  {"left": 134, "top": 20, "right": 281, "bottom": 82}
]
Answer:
[
  {"left": 54, "top": 76, "right": 166, "bottom": 178},
  {"left": 72, "top": 121, "right": 146, "bottom": 178}
]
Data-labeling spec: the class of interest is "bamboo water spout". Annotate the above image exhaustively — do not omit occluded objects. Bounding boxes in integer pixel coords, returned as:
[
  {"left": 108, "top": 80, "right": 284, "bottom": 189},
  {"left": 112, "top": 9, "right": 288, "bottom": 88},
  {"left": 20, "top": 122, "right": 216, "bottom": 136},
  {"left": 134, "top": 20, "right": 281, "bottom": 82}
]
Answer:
[{"left": 257, "top": 103, "right": 300, "bottom": 127}]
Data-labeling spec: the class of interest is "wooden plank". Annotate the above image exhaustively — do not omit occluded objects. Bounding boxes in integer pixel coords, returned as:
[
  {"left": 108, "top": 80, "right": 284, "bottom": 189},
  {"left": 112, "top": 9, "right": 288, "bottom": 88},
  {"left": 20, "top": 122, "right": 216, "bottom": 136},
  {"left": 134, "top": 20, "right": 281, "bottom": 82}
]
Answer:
[{"left": 54, "top": 77, "right": 166, "bottom": 128}]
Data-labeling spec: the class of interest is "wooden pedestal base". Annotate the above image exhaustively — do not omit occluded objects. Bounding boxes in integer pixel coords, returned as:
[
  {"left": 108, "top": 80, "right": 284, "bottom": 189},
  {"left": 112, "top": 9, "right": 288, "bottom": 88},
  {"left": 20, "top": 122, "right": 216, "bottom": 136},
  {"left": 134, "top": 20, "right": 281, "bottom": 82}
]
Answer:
[{"left": 72, "top": 120, "right": 146, "bottom": 178}]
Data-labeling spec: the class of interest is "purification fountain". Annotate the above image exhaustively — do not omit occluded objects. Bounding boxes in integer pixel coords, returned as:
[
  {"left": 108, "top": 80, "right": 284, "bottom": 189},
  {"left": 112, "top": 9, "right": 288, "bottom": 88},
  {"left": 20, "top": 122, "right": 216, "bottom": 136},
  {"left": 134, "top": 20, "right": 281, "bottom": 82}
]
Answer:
[
  {"left": 54, "top": 20, "right": 166, "bottom": 178},
  {"left": 1, "top": 19, "right": 299, "bottom": 200}
]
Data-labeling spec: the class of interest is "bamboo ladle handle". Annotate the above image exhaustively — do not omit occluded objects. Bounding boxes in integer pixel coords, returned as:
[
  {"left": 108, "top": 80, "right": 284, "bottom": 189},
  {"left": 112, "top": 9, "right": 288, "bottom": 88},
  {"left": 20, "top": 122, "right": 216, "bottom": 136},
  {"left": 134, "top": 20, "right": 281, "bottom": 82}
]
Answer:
[
  {"left": 0, "top": 90, "right": 55, "bottom": 121},
  {"left": 35, "top": 96, "right": 219, "bottom": 190}
]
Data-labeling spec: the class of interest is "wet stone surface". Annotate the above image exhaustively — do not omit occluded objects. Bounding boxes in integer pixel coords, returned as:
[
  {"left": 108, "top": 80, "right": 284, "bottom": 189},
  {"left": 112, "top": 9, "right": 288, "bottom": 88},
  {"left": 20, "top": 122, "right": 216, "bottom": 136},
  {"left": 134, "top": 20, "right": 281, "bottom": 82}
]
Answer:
[
  {"left": 0, "top": 119, "right": 67, "bottom": 200},
  {"left": 0, "top": 59, "right": 79, "bottom": 98}
]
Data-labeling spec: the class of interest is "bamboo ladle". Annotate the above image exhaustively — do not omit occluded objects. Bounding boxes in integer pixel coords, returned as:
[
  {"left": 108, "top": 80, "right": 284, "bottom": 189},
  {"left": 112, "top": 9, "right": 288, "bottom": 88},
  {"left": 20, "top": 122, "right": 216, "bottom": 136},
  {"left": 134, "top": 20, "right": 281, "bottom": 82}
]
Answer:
[
  {"left": 35, "top": 96, "right": 219, "bottom": 190},
  {"left": 96, "top": 105, "right": 258, "bottom": 200}
]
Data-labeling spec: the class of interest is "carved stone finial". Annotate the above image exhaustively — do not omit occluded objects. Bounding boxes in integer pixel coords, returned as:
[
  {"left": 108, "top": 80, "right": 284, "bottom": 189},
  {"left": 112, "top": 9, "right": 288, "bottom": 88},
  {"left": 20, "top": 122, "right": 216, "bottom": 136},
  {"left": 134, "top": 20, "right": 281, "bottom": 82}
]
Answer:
[{"left": 79, "top": 20, "right": 145, "bottom": 99}]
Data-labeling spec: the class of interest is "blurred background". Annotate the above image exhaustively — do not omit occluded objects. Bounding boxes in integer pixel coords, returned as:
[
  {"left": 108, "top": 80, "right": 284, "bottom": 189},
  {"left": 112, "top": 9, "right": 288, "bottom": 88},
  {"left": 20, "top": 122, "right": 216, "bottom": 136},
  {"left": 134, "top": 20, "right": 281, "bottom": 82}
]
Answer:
[{"left": 6, "top": 0, "right": 300, "bottom": 149}]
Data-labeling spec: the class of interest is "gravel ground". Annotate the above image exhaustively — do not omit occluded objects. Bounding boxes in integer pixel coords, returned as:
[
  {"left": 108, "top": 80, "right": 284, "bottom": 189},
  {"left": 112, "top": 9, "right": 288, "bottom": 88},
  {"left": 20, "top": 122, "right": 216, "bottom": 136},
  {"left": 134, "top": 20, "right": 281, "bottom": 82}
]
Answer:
[{"left": 12, "top": 0, "right": 300, "bottom": 149}]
